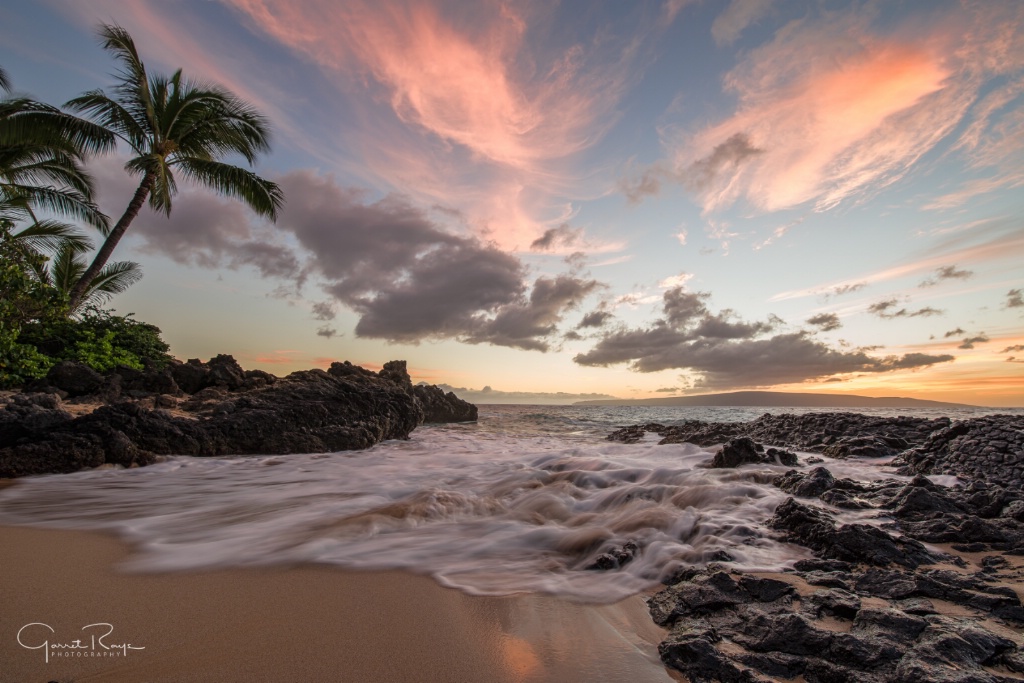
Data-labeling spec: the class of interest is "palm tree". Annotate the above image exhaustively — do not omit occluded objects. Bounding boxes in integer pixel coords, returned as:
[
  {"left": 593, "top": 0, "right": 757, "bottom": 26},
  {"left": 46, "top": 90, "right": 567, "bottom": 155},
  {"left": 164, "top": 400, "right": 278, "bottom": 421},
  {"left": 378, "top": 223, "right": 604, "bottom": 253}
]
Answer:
[
  {"left": 46, "top": 240, "right": 142, "bottom": 313},
  {"left": 65, "top": 24, "right": 283, "bottom": 311},
  {"left": 1, "top": 67, "right": 114, "bottom": 241}
]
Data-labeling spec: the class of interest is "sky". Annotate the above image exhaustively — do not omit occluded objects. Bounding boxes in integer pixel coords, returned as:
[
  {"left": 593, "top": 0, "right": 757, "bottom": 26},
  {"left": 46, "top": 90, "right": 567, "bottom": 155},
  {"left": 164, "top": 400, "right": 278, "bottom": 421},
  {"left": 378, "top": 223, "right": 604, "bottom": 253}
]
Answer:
[{"left": 1, "top": 0, "right": 1022, "bottom": 406}]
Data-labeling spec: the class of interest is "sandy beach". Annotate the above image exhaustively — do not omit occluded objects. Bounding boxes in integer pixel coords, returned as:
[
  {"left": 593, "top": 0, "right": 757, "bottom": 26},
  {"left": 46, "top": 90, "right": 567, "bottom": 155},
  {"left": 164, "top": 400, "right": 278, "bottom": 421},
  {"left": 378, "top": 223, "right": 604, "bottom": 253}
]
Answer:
[{"left": 0, "top": 525, "right": 675, "bottom": 683}]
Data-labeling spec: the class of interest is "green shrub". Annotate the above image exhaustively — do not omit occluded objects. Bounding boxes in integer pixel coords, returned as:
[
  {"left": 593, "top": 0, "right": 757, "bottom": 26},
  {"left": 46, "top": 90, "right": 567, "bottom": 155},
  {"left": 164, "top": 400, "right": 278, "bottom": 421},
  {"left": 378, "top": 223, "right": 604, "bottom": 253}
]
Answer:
[
  {"left": 1, "top": 226, "right": 171, "bottom": 386},
  {"left": 0, "top": 321, "right": 54, "bottom": 387},
  {"left": 0, "top": 226, "right": 65, "bottom": 387},
  {"left": 17, "top": 307, "right": 172, "bottom": 373}
]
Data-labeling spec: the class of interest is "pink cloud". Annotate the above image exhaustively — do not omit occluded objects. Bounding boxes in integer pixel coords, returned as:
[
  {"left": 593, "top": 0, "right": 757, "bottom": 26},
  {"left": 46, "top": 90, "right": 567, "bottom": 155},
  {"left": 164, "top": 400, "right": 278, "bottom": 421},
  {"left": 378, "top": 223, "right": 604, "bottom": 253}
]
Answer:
[
  {"left": 54, "top": 0, "right": 308, "bottom": 155},
  {"left": 54, "top": 0, "right": 650, "bottom": 253},
  {"left": 662, "top": 4, "right": 1024, "bottom": 215},
  {"left": 224, "top": 0, "right": 635, "bottom": 248}
]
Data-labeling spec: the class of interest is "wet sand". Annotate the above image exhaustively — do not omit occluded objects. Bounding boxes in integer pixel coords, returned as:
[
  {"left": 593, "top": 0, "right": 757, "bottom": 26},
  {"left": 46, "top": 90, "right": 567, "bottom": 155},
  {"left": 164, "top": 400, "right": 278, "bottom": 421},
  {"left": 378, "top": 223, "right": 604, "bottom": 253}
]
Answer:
[{"left": 0, "top": 525, "right": 675, "bottom": 683}]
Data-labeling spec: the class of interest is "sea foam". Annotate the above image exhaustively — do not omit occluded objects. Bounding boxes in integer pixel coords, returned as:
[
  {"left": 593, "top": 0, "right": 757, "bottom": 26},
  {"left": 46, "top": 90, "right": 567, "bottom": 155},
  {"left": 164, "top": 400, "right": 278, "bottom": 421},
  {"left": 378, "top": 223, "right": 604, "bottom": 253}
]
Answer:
[{"left": 0, "top": 404, "right": 1001, "bottom": 602}]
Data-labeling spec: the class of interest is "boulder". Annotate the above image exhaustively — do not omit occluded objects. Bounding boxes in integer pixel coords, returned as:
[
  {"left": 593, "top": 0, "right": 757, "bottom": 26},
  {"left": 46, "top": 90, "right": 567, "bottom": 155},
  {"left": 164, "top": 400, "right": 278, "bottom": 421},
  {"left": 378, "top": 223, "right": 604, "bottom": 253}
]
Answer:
[
  {"left": 44, "top": 361, "right": 104, "bottom": 397},
  {"left": 412, "top": 384, "right": 477, "bottom": 423},
  {"left": 710, "top": 437, "right": 763, "bottom": 468},
  {"left": 767, "top": 498, "right": 939, "bottom": 568},
  {"left": 169, "top": 359, "right": 211, "bottom": 394}
]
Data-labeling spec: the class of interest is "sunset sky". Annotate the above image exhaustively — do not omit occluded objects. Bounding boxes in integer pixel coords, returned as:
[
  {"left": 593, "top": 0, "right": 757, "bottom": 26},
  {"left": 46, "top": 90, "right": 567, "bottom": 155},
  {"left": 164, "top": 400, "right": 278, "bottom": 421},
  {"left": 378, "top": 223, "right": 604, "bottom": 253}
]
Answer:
[{"left": 2, "top": 0, "right": 1022, "bottom": 405}]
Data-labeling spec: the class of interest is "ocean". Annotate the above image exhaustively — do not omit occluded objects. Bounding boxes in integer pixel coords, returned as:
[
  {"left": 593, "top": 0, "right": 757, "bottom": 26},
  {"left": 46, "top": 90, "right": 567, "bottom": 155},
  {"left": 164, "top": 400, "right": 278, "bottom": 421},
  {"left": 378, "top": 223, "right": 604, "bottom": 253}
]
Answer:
[{"left": 1, "top": 404, "right": 1018, "bottom": 603}]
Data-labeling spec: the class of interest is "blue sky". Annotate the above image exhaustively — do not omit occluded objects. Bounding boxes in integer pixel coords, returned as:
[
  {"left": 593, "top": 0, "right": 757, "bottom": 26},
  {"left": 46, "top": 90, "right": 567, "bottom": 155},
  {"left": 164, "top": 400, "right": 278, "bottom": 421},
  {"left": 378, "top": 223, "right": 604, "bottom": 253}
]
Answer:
[{"left": 2, "top": 0, "right": 1022, "bottom": 405}]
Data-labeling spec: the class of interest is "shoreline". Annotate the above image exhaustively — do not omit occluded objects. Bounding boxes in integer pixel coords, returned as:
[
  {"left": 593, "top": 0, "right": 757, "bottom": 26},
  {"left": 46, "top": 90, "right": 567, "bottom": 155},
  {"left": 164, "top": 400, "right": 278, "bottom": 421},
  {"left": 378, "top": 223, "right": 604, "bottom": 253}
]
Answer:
[{"left": 0, "top": 524, "right": 676, "bottom": 683}]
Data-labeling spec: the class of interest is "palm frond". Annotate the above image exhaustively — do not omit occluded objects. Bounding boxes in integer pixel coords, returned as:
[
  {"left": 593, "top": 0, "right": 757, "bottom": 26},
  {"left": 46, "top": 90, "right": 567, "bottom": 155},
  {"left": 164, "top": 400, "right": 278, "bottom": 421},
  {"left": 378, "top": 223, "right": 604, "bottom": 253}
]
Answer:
[
  {"left": 46, "top": 240, "right": 142, "bottom": 312},
  {"left": 64, "top": 90, "right": 148, "bottom": 153},
  {"left": 75, "top": 259, "right": 143, "bottom": 310},
  {"left": 97, "top": 24, "right": 159, "bottom": 135},
  {"left": 49, "top": 242, "right": 86, "bottom": 292},
  {"left": 11, "top": 219, "right": 92, "bottom": 256},
  {"left": 0, "top": 183, "right": 108, "bottom": 231},
  {"left": 177, "top": 158, "right": 283, "bottom": 219},
  {"left": 0, "top": 67, "right": 10, "bottom": 93},
  {"left": 66, "top": 23, "right": 283, "bottom": 311},
  {"left": 90, "top": 259, "right": 143, "bottom": 295},
  {"left": 1, "top": 150, "right": 95, "bottom": 197},
  {"left": 0, "top": 97, "right": 115, "bottom": 155}
]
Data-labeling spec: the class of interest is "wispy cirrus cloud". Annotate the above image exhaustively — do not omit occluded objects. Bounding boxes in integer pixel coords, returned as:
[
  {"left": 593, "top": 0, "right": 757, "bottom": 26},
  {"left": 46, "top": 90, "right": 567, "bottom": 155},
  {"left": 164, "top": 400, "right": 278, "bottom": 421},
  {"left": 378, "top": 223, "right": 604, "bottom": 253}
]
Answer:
[
  {"left": 629, "top": 2, "right": 1024, "bottom": 215},
  {"left": 59, "top": 0, "right": 651, "bottom": 253},
  {"left": 711, "top": 0, "right": 775, "bottom": 46},
  {"left": 771, "top": 222, "right": 1024, "bottom": 302},
  {"left": 222, "top": 0, "right": 650, "bottom": 249}
]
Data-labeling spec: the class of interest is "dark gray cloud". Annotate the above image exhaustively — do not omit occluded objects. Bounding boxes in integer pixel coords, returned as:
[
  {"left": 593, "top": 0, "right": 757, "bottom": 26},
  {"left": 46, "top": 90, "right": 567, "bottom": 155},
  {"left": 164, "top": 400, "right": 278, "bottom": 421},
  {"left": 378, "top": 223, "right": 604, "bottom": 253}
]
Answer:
[
  {"left": 957, "top": 334, "right": 989, "bottom": 349},
  {"left": 620, "top": 133, "right": 763, "bottom": 203},
  {"left": 132, "top": 190, "right": 301, "bottom": 280},
  {"left": 1002, "top": 344, "right": 1024, "bottom": 353},
  {"left": 692, "top": 311, "right": 775, "bottom": 339},
  {"left": 919, "top": 265, "right": 973, "bottom": 288},
  {"left": 311, "top": 301, "right": 337, "bottom": 321},
  {"left": 663, "top": 288, "right": 710, "bottom": 327},
  {"left": 806, "top": 312, "right": 841, "bottom": 331},
  {"left": 461, "top": 275, "right": 600, "bottom": 351},
  {"left": 130, "top": 170, "right": 601, "bottom": 350},
  {"left": 574, "top": 286, "right": 954, "bottom": 390},
  {"left": 530, "top": 224, "right": 583, "bottom": 252},
  {"left": 577, "top": 310, "right": 614, "bottom": 328},
  {"left": 655, "top": 387, "right": 680, "bottom": 393},
  {"left": 1007, "top": 289, "right": 1024, "bottom": 308},
  {"left": 275, "top": 171, "right": 600, "bottom": 350},
  {"left": 943, "top": 327, "right": 966, "bottom": 338},
  {"left": 867, "top": 298, "right": 944, "bottom": 319}
]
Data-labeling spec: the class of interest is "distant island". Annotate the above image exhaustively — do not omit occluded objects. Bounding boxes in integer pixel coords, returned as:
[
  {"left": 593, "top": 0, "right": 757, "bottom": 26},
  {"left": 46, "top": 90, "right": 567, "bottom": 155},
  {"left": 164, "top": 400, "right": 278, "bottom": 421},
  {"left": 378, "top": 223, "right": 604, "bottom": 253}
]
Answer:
[{"left": 573, "top": 391, "right": 982, "bottom": 409}]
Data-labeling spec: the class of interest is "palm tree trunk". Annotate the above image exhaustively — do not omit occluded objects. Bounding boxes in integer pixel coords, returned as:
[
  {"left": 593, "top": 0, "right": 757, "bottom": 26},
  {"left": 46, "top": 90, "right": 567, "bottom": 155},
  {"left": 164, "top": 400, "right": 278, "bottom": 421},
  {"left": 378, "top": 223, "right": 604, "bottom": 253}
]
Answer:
[{"left": 67, "top": 171, "right": 154, "bottom": 312}]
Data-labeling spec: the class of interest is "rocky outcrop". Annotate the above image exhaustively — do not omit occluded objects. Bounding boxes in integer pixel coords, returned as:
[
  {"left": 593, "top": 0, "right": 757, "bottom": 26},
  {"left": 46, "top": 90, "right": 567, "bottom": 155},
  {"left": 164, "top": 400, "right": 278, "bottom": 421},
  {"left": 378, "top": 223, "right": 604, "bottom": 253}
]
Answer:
[
  {"left": 651, "top": 566, "right": 1022, "bottom": 683},
  {"left": 609, "top": 412, "right": 1024, "bottom": 490},
  {"left": 0, "top": 358, "right": 476, "bottom": 478},
  {"left": 608, "top": 412, "right": 947, "bottom": 454},
  {"left": 767, "top": 497, "right": 941, "bottom": 569},
  {"left": 412, "top": 384, "right": 478, "bottom": 423},
  {"left": 610, "top": 413, "right": 1024, "bottom": 680},
  {"left": 710, "top": 437, "right": 764, "bottom": 468},
  {"left": 896, "top": 415, "right": 1024, "bottom": 490},
  {"left": 708, "top": 437, "right": 799, "bottom": 468},
  {"left": 38, "top": 361, "right": 104, "bottom": 397}
]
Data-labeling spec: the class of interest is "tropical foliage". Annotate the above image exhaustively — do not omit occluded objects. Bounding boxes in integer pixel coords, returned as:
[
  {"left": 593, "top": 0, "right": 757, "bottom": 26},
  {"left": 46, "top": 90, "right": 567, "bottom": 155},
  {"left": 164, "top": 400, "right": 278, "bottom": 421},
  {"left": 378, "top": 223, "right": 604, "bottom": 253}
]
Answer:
[
  {"left": 18, "top": 307, "right": 172, "bottom": 374},
  {"left": 65, "top": 23, "right": 283, "bottom": 310},
  {"left": 0, "top": 23, "right": 284, "bottom": 385},
  {"left": 0, "top": 65, "right": 164, "bottom": 386},
  {"left": 0, "top": 223, "right": 64, "bottom": 386},
  {"left": 0, "top": 66, "right": 113, "bottom": 235}
]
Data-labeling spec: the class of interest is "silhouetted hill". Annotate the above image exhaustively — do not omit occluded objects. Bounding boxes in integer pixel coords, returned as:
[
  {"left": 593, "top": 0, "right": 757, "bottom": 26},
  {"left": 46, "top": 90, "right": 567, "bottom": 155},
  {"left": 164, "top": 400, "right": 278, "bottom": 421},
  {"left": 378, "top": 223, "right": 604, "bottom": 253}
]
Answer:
[{"left": 573, "top": 391, "right": 981, "bottom": 409}]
